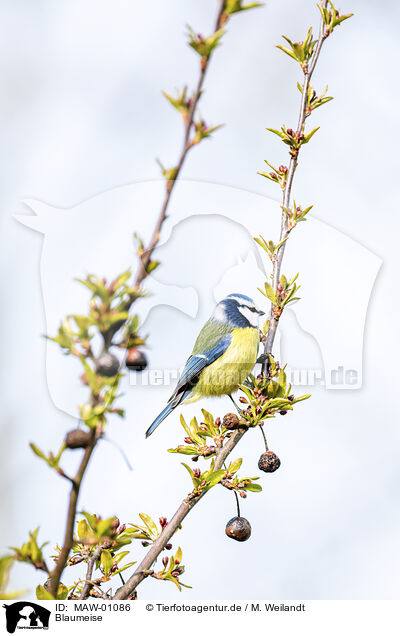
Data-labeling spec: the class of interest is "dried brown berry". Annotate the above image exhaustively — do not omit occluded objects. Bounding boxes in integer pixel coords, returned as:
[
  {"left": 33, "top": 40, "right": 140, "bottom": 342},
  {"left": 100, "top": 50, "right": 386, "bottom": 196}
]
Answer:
[
  {"left": 125, "top": 348, "right": 148, "bottom": 372},
  {"left": 95, "top": 352, "right": 120, "bottom": 377},
  {"left": 223, "top": 413, "right": 240, "bottom": 430},
  {"left": 225, "top": 516, "right": 251, "bottom": 542},
  {"left": 159, "top": 517, "right": 167, "bottom": 529},
  {"left": 258, "top": 451, "right": 281, "bottom": 473},
  {"left": 65, "top": 429, "right": 91, "bottom": 450},
  {"left": 165, "top": 543, "right": 172, "bottom": 550}
]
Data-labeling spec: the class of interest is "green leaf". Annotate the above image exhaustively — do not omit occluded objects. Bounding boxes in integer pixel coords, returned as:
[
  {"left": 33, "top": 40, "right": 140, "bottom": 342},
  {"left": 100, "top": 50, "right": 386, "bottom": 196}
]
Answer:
[
  {"left": 111, "top": 269, "right": 131, "bottom": 291},
  {"left": 205, "top": 469, "right": 225, "bottom": 488},
  {"left": 77, "top": 519, "right": 91, "bottom": 540},
  {"left": 146, "top": 261, "right": 160, "bottom": 275},
  {"left": 101, "top": 550, "right": 113, "bottom": 576},
  {"left": 56, "top": 583, "right": 69, "bottom": 600},
  {"left": 226, "top": 0, "right": 263, "bottom": 14},
  {"left": 181, "top": 463, "right": 194, "bottom": 480},
  {"left": 244, "top": 483, "right": 262, "bottom": 492},
  {"left": 174, "top": 547, "right": 182, "bottom": 565},
  {"left": 112, "top": 562, "right": 137, "bottom": 576},
  {"left": 29, "top": 443, "right": 47, "bottom": 462},
  {"left": 36, "top": 585, "right": 55, "bottom": 600},
  {"left": 292, "top": 393, "right": 311, "bottom": 403},
  {"left": 276, "top": 45, "right": 299, "bottom": 62},
  {"left": 96, "top": 519, "right": 115, "bottom": 538},
  {"left": 179, "top": 414, "right": 193, "bottom": 439},
  {"left": 228, "top": 458, "right": 243, "bottom": 474},
  {"left": 264, "top": 282, "right": 278, "bottom": 304},
  {"left": 303, "top": 127, "right": 320, "bottom": 144},
  {"left": 80, "top": 512, "right": 98, "bottom": 532},
  {"left": 139, "top": 514, "right": 159, "bottom": 539},
  {"left": 187, "top": 26, "right": 226, "bottom": 58},
  {"left": 266, "top": 127, "right": 284, "bottom": 139},
  {"left": 168, "top": 446, "right": 199, "bottom": 455}
]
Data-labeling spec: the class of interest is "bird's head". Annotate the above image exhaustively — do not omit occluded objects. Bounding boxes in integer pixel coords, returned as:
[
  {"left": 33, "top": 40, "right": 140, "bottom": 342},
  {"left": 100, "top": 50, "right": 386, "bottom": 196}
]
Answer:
[{"left": 212, "top": 294, "right": 265, "bottom": 328}]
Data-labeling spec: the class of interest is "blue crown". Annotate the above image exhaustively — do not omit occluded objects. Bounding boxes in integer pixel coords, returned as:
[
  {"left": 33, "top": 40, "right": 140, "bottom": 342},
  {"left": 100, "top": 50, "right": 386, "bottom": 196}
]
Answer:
[{"left": 215, "top": 294, "right": 258, "bottom": 328}]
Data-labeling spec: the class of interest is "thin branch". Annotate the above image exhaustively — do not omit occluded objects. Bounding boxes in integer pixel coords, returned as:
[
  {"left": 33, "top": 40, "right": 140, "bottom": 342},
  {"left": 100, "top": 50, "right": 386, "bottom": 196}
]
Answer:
[
  {"left": 79, "top": 545, "right": 103, "bottom": 600},
  {"left": 79, "top": 579, "right": 109, "bottom": 599},
  {"left": 113, "top": 427, "right": 246, "bottom": 599},
  {"left": 134, "top": 0, "right": 227, "bottom": 287},
  {"left": 263, "top": 1, "right": 329, "bottom": 359},
  {"left": 47, "top": 429, "right": 99, "bottom": 598}
]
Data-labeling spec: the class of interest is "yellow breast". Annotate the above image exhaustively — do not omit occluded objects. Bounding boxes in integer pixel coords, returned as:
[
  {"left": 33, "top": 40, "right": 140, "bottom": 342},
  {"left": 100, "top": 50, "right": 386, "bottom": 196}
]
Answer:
[{"left": 190, "top": 327, "right": 259, "bottom": 399}]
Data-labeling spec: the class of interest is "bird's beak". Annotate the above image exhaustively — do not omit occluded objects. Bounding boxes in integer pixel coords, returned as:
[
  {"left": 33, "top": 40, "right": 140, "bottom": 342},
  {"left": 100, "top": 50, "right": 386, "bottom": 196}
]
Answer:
[{"left": 258, "top": 310, "right": 265, "bottom": 316}]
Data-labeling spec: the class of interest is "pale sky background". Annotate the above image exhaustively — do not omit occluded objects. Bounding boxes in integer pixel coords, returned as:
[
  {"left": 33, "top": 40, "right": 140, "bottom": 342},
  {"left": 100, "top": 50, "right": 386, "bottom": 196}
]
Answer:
[{"left": 0, "top": 0, "right": 399, "bottom": 601}]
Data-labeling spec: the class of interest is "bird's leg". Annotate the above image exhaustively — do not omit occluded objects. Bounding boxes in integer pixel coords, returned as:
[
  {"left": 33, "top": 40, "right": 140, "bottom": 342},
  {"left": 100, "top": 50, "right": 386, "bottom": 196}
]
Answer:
[{"left": 228, "top": 394, "right": 244, "bottom": 416}]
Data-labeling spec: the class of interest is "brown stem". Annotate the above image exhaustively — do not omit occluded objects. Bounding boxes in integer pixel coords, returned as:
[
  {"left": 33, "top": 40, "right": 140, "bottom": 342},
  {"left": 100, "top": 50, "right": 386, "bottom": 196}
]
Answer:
[
  {"left": 263, "top": 1, "right": 329, "bottom": 360},
  {"left": 113, "top": 427, "right": 246, "bottom": 599},
  {"left": 47, "top": 429, "right": 98, "bottom": 598},
  {"left": 79, "top": 545, "right": 103, "bottom": 600},
  {"left": 134, "top": 0, "right": 227, "bottom": 287}
]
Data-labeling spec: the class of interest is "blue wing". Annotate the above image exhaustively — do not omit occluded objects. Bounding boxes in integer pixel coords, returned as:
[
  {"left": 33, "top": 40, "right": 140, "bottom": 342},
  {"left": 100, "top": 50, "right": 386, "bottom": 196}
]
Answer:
[
  {"left": 172, "top": 334, "right": 231, "bottom": 398},
  {"left": 145, "top": 334, "right": 231, "bottom": 437}
]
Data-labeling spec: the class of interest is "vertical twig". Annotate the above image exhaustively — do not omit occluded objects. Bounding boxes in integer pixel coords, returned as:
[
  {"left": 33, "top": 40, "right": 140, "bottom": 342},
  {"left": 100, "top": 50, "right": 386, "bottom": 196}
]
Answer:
[
  {"left": 135, "top": 0, "right": 227, "bottom": 286},
  {"left": 47, "top": 429, "right": 99, "bottom": 598},
  {"left": 263, "top": 1, "right": 329, "bottom": 359}
]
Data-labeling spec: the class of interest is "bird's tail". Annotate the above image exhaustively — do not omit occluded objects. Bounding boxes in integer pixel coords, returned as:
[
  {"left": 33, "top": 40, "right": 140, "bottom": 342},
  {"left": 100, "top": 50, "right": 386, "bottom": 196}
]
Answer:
[{"left": 145, "top": 403, "right": 175, "bottom": 438}]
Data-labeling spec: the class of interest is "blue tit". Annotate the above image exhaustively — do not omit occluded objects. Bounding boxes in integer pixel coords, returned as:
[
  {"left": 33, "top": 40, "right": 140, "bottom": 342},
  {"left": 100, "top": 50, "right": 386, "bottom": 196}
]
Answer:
[{"left": 145, "top": 294, "right": 264, "bottom": 437}]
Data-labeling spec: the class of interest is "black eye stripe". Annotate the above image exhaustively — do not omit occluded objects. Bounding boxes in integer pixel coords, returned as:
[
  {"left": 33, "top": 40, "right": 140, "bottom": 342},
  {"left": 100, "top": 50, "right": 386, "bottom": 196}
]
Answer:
[{"left": 239, "top": 304, "right": 256, "bottom": 312}]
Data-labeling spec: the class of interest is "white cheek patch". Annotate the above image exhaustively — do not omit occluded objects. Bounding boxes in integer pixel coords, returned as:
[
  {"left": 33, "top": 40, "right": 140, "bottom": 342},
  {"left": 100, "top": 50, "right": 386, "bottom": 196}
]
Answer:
[{"left": 239, "top": 306, "right": 259, "bottom": 327}]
